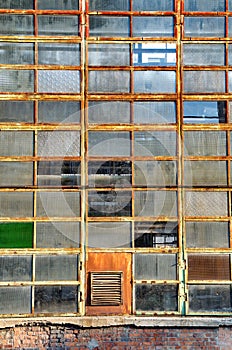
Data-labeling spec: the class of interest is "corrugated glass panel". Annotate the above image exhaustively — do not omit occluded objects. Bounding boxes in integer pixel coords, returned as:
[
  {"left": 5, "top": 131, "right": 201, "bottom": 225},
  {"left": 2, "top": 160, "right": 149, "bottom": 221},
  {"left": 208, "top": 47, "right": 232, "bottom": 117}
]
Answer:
[
  {"left": 0, "top": 101, "right": 33, "bottom": 123},
  {"left": 36, "top": 192, "right": 80, "bottom": 217},
  {"left": 38, "top": 44, "right": 80, "bottom": 66},
  {"left": 186, "top": 222, "right": 229, "bottom": 248},
  {"left": 133, "top": 0, "right": 174, "bottom": 11},
  {"left": 134, "top": 131, "right": 176, "bottom": 156},
  {"left": 134, "top": 254, "right": 177, "bottom": 280},
  {"left": 183, "top": 44, "right": 225, "bottom": 66},
  {"left": 0, "top": 42, "right": 34, "bottom": 64},
  {"left": 134, "top": 102, "right": 176, "bottom": 124},
  {"left": 185, "top": 191, "right": 228, "bottom": 217},
  {"left": 88, "top": 132, "right": 131, "bottom": 156},
  {"left": 88, "top": 71, "right": 130, "bottom": 93},
  {"left": 184, "top": 161, "right": 227, "bottom": 186},
  {"left": 134, "top": 71, "right": 176, "bottom": 93},
  {"left": 0, "top": 131, "right": 33, "bottom": 156},
  {"left": 0, "top": 70, "right": 34, "bottom": 92},
  {"left": 38, "top": 70, "right": 80, "bottom": 93},
  {"left": 88, "top": 101, "right": 130, "bottom": 124},
  {"left": 135, "top": 161, "right": 177, "bottom": 186},
  {"left": 0, "top": 162, "right": 33, "bottom": 187},
  {"left": 184, "top": 101, "right": 226, "bottom": 124},
  {"left": 88, "top": 222, "right": 131, "bottom": 248},
  {"left": 0, "top": 15, "right": 33, "bottom": 35},
  {"left": 38, "top": 16, "right": 79, "bottom": 36},
  {"left": 184, "top": 17, "right": 225, "bottom": 37},
  {"left": 37, "top": 131, "right": 80, "bottom": 157},
  {"left": 0, "top": 192, "right": 33, "bottom": 217},
  {"left": 89, "top": 0, "right": 129, "bottom": 11},
  {"left": 38, "top": 161, "right": 81, "bottom": 187},
  {"left": 0, "top": 0, "right": 33, "bottom": 8},
  {"left": 184, "top": 0, "right": 225, "bottom": 11},
  {"left": 88, "top": 44, "right": 130, "bottom": 66},
  {"left": 184, "top": 71, "right": 225, "bottom": 93},
  {"left": 38, "top": 101, "right": 80, "bottom": 124},
  {"left": 0, "top": 287, "right": 31, "bottom": 314},
  {"left": 0, "top": 256, "right": 32, "bottom": 281},
  {"left": 35, "top": 255, "right": 78, "bottom": 281},
  {"left": 89, "top": 16, "right": 129, "bottom": 37},
  {"left": 133, "top": 17, "right": 174, "bottom": 37},
  {"left": 188, "top": 254, "right": 230, "bottom": 280},
  {"left": 184, "top": 131, "right": 227, "bottom": 156},
  {"left": 0, "top": 222, "right": 33, "bottom": 248},
  {"left": 38, "top": 0, "right": 78, "bottom": 9}
]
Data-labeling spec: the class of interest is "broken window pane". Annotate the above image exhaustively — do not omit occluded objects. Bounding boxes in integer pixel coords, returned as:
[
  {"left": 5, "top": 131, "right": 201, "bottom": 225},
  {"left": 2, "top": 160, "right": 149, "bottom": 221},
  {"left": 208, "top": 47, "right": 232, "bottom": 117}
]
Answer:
[
  {"left": 0, "top": 287, "right": 31, "bottom": 314},
  {"left": 36, "top": 192, "right": 80, "bottom": 217},
  {"left": 188, "top": 254, "right": 230, "bottom": 280},
  {"left": 133, "top": 0, "right": 174, "bottom": 11},
  {"left": 184, "top": 161, "right": 227, "bottom": 186},
  {"left": 185, "top": 191, "right": 228, "bottom": 217},
  {"left": 133, "top": 43, "right": 176, "bottom": 67},
  {"left": 88, "top": 101, "right": 130, "bottom": 124},
  {"left": 88, "top": 132, "right": 131, "bottom": 157},
  {"left": 88, "top": 222, "right": 131, "bottom": 248},
  {"left": 134, "top": 71, "right": 176, "bottom": 93},
  {"left": 134, "top": 254, "right": 177, "bottom": 280},
  {"left": 0, "top": 162, "right": 33, "bottom": 187},
  {"left": 38, "top": 44, "right": 80, "bottom": 66},
  {"left": 0, "top": 70, "right": 34, "bottom": 93},
  {"left": 0, "top": 256, "right": 32, "bottom": 281},
  {"left": 37, "top": 131, "right": 80, "bottom": 157},
  {"left": 133, "top": 17, "right": 174, "bottom": 37},
  {"left": 0, "top": 192, "right": 33, "bottom": 217},
  {"left": 134, "top": 102, "right": 176, "bottom": 124},
  {"left": 0, "top": 222, "right": 33, "bottom": 248},
  {"left": 88, "top": 71, "right": 130, "bottom": 93},
  {"left": 38, "top": 16, "right": 79, "bottom": 36},
  {"left": 38, "top": 0, "right": 78, "bottom": 9},
  {"left": 38, "top": 101, "right": 80, "bottom": 124},
  {"left": 0, "top": 42, "right": 34, "bottom": 64},
  {"left": 183, "top": 44, "right": 225, "bottom": 66},
  {"left": 184, "top": 131, "right": 227, "bottom": 156},
  {"left": 89, "top": 44, "right": 130, "bottom": 66},
  {"left": 184, "top": 71, "right": 225, "bottom": 93},
  {"left": 186, "top": 222, "right": 229, "bottom": 248},
  {"left": 0, "top": 15, "right": 33, "bottom": 35},
  {"left": 134, "top": 161, "right": 177, "bottom": 186},
  {"left": 89, "top": 16, "right": 129, "bottom": 37},
  {"left": 134, "top": 131, "right": 176, "bottom": 156},
  {"left": 35, "top": 255, "right": 78, "bottom": 281},
  {"left": 184, "top": 0, "right": 225, "bottom": 11},
  {"left": 184, "top": 17, "right": 225, "bottom": 37},
  {"left": 184, "top": 101, "right": 226, "bottom": 124},
  {"left": 0, "top": 101, "right": 33, "bottom": 123}
]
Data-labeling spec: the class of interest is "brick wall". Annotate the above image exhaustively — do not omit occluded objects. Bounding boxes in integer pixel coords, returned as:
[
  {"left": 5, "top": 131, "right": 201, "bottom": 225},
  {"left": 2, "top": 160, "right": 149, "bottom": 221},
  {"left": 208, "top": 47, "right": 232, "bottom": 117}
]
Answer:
[{"left": 0, "top": 325, "right": 231, "bottom": 349}]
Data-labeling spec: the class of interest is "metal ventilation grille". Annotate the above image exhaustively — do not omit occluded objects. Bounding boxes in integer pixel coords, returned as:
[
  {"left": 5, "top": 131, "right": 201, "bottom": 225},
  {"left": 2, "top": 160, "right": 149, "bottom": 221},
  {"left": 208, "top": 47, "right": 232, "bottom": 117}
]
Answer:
[{"left": 90, "top": 272, "right": 122, "bottom": 306}]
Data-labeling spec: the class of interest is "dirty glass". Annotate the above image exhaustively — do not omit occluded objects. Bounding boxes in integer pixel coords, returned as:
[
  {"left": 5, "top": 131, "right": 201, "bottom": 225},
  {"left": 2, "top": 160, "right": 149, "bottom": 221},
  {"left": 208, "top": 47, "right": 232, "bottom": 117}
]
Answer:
[
  {"left": 38, "top": 70, "right": 80, "bottom": 93},
  {"left": 184, "top": 161, "right": 227, "bottom": 186},
  {"left": 134, "top": 222, "right": 178, "bottom": 248},
  {"left": 185, "top": 191, "right": 228, "bottom": 217},
  {"left": 0, "top": 162, "right": 33, "bottom": 186},
  {"left": 88, "top": 132, "right": 131, "bottom": 157},
  {"left": 0, "top": 131, "right": 33, "bottom": 156},
  {"left": 133, "top": 0, "right": 174, "bottom": 11},
  {"left": 188, "top": 254, "right": 230, "bottom": 280},
  {"left": 0, "top": 101, "right": 33, "bottom": 123},
  {"left": 36, "top": 192, "right": 80, "bottom": 217},
  {"left": 133, "top": 17, "right": 174, "bottom": 37},
  {"left": 184, "top": 131, "right": 227, "bottom": 156},
  {"left": 0, "top": 222, "right": 33, "bottom": 248},
  {"left": 38, "top": 16, "right": 79, "bottom": 36},
  {"left": 134, "top": 131, "right": 176, "bottom": 156},
  {"left": 184, "top": 101, "right": 226, "bottom": 124},
  {"left": 89, "top": 16, "right": 129, "bottom": 37},
  {"left": 134, "top": 161, "right": 177, "bottom": 186},
  {"left": 227, "top": 72, "right": 232, "bottom": 92},
  {"left": 184, "top": 71, "right": 225, "bottom": 93},
  {"left": 135, "top": 284, "right": 178, "bottom": 311},
  {"left": 38, "top": 0, "right": 78, "bottom": 9},
  {"left": 88, "top": 222, "right": 131, "bottom": 248},
  {"left": 0, "top": 192, "right": 33, "bottom": 217},
  {"left": 184, "top": 17, "right": 225, "bottom": 37},
  {"left": 227, "top": 17, "right": 232, "bottom": 37},
  {"left": 133, "top": 43, "right": 176, "bottom": 66},
  {"left": 38, "top": 101, "right": 80, "bottom": 124},
  {"left": 186, "top": 222, "right": 229, "bottom": 248},
  {"left": 38, "top": 44, "right": 80, "bottom": 66},
  {"left": 37, "top": 131, "right": 80, "bottom": 157},
  {"left": 134, "top": 71, "right": 176, "bottom": 93},
  {"left": 0, "top": 287, "right": 31, "bottom": 314},
  {"left": 0, "top": 70, "right": 34, "bottom": 93},
  {"left": 88, "top": 101, "right": 130, "bottom": 124},
  {"left": 35, "top": 255, "right": 78, "bottom": 281},
  {"left": 134, "top": 102, "right": 176, "bottom": 124},
  {"left": 184, "top": 0, "right": 225, "bottom": 11},
  {"left": 0, "top": 42, "right": 34, "bottom": 64},
  {"left": 89, "top": 0, "right": 129, "bottom": 11},
  {"left": 36, "top": 222, "right": 80, "bottom": 248},
  {"left": 34, "top": 286, "right": 78, "bottom": 313},
  {"left": 88, "top": 44, "right": 130, "bottom": 66},
  {"left": 0, "top": 256, "right": 32, "bottom": 281},
  {"left": 0, "top": 0, "right": 33, "bottom": 8},
  {"left": 88, "top": 71, "right": 130, "bottom": 93},
  {"left": 134, "top": 254, "right": 177, "bottom": 280},
  {"left": 0, "top": 15, "right": 33, "bottom": 35},
  {"left": 183, "top": 44, "right": 225, "bottom": 66}
]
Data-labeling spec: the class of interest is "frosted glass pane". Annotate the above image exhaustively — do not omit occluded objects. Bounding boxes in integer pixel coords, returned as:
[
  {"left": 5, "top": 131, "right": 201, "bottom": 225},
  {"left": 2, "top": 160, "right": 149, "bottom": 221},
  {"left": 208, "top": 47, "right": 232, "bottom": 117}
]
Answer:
[
  {"left": 88, "top": 132, "right": 131, "bottom": 156},
  {"left": 89, "top": 16, "right": 129, "bottom": 37},
  {"left": 135, "top": 161, "right": 177, "bottom": 186},
  {"left": 89, "top": 0, "right": 129, "bottom": 10},
  {"left": 0, "top": 70, "right": 34, "bottom": 92},
  {"left": 0, "top": 43, "right": 34, "bottom": 64},
  {"left": 134, "top": 131, "right": 176, "bottom": 156},
  {"left": 0, "top": 256, "right": 32, "bottom": 281},
  {"left": 37, "top": 192, "right": 80, "bottom": 217},
  {"left": 134, "top": 71, "right": 176, "bottom": 93},
  {"left": 38, "top": 16, "right": 79, "bottom": 36},
  {"left": 88, "top": 44, "right": 130, "bottom": 66},
  {"left": 0, "top": 0, "right": 33, "bottom": 8},
  {"left": 38, "top": 101, "right": 80, "bottom": 124},
  {"left": 134, "top": 102, "right": 176, "bottom": 124},
  {"left": 0, "top": 162, "right": 33, "bottom": 186},
  {"left": 186, "top": 222, "right": 229, "bottom": 248},
  {"left": 185, "top": 191, "right": 228, "bottom": 217},
  {"left": 133, "top": 17, "right": 174, "bottom": 37},
  {"left": 184, "top": 161, "right": 227, "bottom": 186},
  {"left": 133, "top": 0, "right": 174, "bottom": 11},
  {"left": 0, "top": 192, "right": 33, "bottom": 217},
  {"left": 0, "top": 131, "right": 33, "bottom": 156},
  {"left": 185, "top": 17, "right": 225, "bottom": 37},
  {"left": 38, "top": 44, "right": 80, "bottom": 66},
  {"left": 89, "top": 71, "right": 130, "bottom": 93},
  {"left": 183, "top": 44, "right": 225, "bottom": 66},
  {"left": 135, "top": 191, "right": 177, "bottom": 217},
  {"left": 185, "top": 0, "right": 225, "bottom": 11},
  {"left": 0, "top": 15, "right": 33, "bottom": 35},
  {"left": 184, "top": 71, "right": 225, "bottom": 93},
  {"left": 0, "top": 287, "right": 31, "bottom": 314},
  {"left": 184, "top": 131, "right": 227, "bottom": 156},
  {"left": 38, "top": 131, "right": 80, "bottom": 157},
  {"left": 0, "top": 101, "right": 33, "bottom": 123},
  {"left": 88, "top": 101, "right": 130, "bottom": 124},
  {"left": 134, "top": 254, "right": 177, "bottom": 280},
  {"left": 88, "top": 222, "right": 131, "bottom": 248},
  {"left": 35, "top": 255, "right": 78, "bottom": 281},
  {"left": 38, "top": 0, "right": 78, "bottom": 9},
  {"left": 38, "top": 71, "right": 80, "bottom": 93}
]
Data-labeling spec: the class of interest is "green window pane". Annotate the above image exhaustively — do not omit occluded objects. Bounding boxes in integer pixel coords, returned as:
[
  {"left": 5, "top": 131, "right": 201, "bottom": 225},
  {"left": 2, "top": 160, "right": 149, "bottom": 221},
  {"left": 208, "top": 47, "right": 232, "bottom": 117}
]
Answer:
[{"left": 0, "top": 223, "right": 33, "bottom": 248}]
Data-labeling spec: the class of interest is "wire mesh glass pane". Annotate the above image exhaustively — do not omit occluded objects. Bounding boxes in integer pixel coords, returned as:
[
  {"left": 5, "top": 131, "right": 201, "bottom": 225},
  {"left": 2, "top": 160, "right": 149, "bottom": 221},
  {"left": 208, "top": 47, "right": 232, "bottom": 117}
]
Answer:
[
  {"left": 88, "top": 44, "right": 130, "bottom": 66},
  {"left": 133, "top": 17, "right": 174, "bottom": 37},
  {"left": 89, "top": 0, "right": 129, "bottom": 10},
  {"left": 38, "top": 101, "right": 80, "bottom": 124},
  {"left": 184, "top": 17, "right": 225, "bottom": 37},
  {"left": 184, "top": 71, "right": 225, "bottom": 93},
  {"left": 184, "top": 101, "right": 226, "bottom": 124},
  {"left": 0, "top": 70, "right": 34, "bottom": 92},
  {"left": 35, "top": 255, "right": 78, "bottom": 281},
  {"left": 38, "top": 131, "right": 80, "bottom": 157},
  {"left": 189, "top": 285, "right": 232, "bottom": 313},
  {"left": 0, "top": 42, "right": 34, "bottom": 64},
  {"left": 184, "top": 161, "right": 227, "bottom": 186},
  {"left": 0, "top": 256, "right": 32, "bottom": 281},
  {"left": 185, "top": 191, "right": 228, "bottom": 217},
  {"left": 184, "top": 131, "right": 227, "bottom": 156},
  {"left": 38, "top": 161, "right": 81, "bottom": 187},
  {"left": 0, "top": 287, "right": 31, "bottom": 314},
  {"left": 135, "top": 191, "right": 177, "bottom": 217},
  {"left": 0, "top": 192, "right": 33, "bottom": 217},
  {"left": 89, "top": 16, "right": 129, "bottom": 37},
  {"left": 134, "top": 102, "right": 176, "bottom": 124},
  {"left": 134, "top": 131, "right": 176, "bottom": 156},
  {"left": 0, "top": 162, "right": 33, "bottom": 186},
  {"left": 38, "top": 0, "right": 78, "bottom": 9},
  {"left": 38, "top": 70, "right": 80, "bottom": 93},
  {"left": 135, "top": 161, "right": 177, "bottom": 186},
  {"left": 88, "top": 222, "right": 131, "bottom": 248},
  {"left": 188, "top": 254, "right": 230, "bottom": 280},
  {"left": 38, "top": 44, "right": 80, "bottom": 66},
  {"left": 184, "top": 0, "right": 225, "bottom": 11},
  {"left": 88, "top": 132, "right": 131, "bottom": 156},
  {"left": 133, "top": 43, "right": 176, "bottom": 67},
  {"left": 0, "top": 101, "right": 34, "bottom": 123},
  {"left": 35, "top": 286, "right": 78, "bottom": 313},
  {"left": 0, "top": 15, "right": 33, "bottom": 35},
  {"left": 133, "top": 0, "right": 174, "bottom": 11},
  {"left": 186, "top": 222, "right": 229, "bottom": 248},
  {"left": 36, "top": 222, "right": 80, "bottom": 248},
  {"left": 88, "top": 71, "right": 130, "bottom": 93},
  {"left": 135, "top": 284, "right": 178, "bottom": 311},
  {"left": 134, "top": 71, "right": 176, "bottom": 93},
  {"left": 36, "top": 192, "right": 80, "bottom": 217},
  {"left": 134, "top": 254, "right": 177, "bottom": 280},
  {"left": 38, "top": 16, "right": 79, "bottom": 36},
  {"left": 0, "top": 0, "right": 33, "bottom": 8},
  {"left": 0, "top": 222, "right": 33, "bottom": 248},
  {"left": 0, "top": 131, "right": 33, "bottom": 156},
  {"left": 183, "top": 44, "right": 225, "bottom": 66},
  {"left": 88, "top": 101, "right": 130, "bottom": 124}
]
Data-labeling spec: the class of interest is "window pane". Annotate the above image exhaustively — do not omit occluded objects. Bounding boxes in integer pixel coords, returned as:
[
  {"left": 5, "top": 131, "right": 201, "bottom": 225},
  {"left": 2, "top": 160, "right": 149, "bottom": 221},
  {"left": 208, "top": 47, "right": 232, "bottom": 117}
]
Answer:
[
  {"left": 0, "top": 162, "right": 33, "bottom": 186},
  {"left": 184, "top": 101, "right": 226, "bottom": 124},
  {"left": 0, "top": 70, "right": 34, "bottom": 92},
  {"left": 134, "top": 71, "right": 176, "bottom": 93},
  {"left": 89, "top": 0, "right": 129, "bottom": 11},
  {"left": 183, "top": 44, "right": 225, "bottom": 66},
  {"left": 134, "top": 161, "right": 177, "bottom": 186},
  {"left": 88, "top": 44, "right": 130, "bottom": 66},
  {"left": 37, "top": 131, "right": 80, "bottom": 157},
  {"left": 0, "top": 42, "right": 34, "bottom": 64},
  {"left": 184, "top": 161, "right": 227, "bottom": 186},
  {"left": 89, "top": 16, "right": 129, "bottom": 37},
  {"left": 135, "top": 284, "right": 178, "bottom": 311},
  {"left": 229, "top": 18, "right": 232, "bottom": 37},
  {"left": 0, "top": 192, "right": 33, "bottom": 217},
  {"left": 36, "top": 192, "right": 80, "bottom": 217},
  {"left": 0, "top": 131, "right": 33, "bottom": 156},
  {"left": 88, "top": 71, "right": 130, "bottom": 93},
  {"left": 184, "top": 0, "right": 225, "bottom": 11},
  {"left": 134, "top": 131, "right": 176, "bottom": 156},
  {"left": 88, "top": 222, "right": 131, "bottom": 248},
  {"left": 38, "top": 44, "right": 80, "bottom": 66},
  {"left": 184, "top": 17, "right": 225, "bottom": 37},
  {"left": 38, "top": 101, "right": 80, "bottom": 124},
  {"left": 185, "top": 191, "right": 228, "bottom": 217},
  {"left": 188, "top": 254, "right": 230, "bottom": 280},
  {"left": 186, "top": 222, "right": 229, "bottom": 248},
  {"left": 227, "top": 72, "right": 232, "bottom": 92},
  {"left": 133, "top": 43, "right": 176, "bottom": 67},
  {"left": 36, "top": 222, "right": 80, "bottom": 248},
  {"left": 0, "top": 287, "right": 31, "bottom": 314},
  {"left": 88, "top": 101, "right": 130, "bottom": 124},
  {"left": 38, "top": 0, "right": 78, "bottom": 9},
  {"left": 88, "top": 132, "right": 131, "bottom": 157},
  {"left": 0, "top": 222, "right": 33, "bottom": 248},
  {"left": 38, "top": 70, "right": 80, "bottom": 93},
  {"left": 0, "top": 15, "right": 33, "bottom": 35},
  {"left": 135, "top": 191, "right": 177, "bottom": 217},
  {"left": 134, "top": 254, "right": 177, "bottom": 280},
  {"left": 133, "top": 0, "right": 174, "bottom": 11},
  {"left": 0, "top": 0, "right": 33, "bottom": 8},
  {"left": 134, "top": 102, "right": 176, "bottom": 124},
  {"left": 35, "top": 255, "right": 78, "bottom": 281},
  {"left": 0, "top": 101, "right": 33, "bottom": 123},
  {"left": 0, "top": 256, "right": 32, "bottom": 281},
  {"left": 184, "top": 71, "right": 225, "bottom": 93},
  {"left": 184, "top": 131, "right": 227, "bottom": 156},
  {"left": 133, "top": 17, "right": 174, "bottom": 37},
  {"left": 38, "top": 16, "right": 79, "bottom": 36}
]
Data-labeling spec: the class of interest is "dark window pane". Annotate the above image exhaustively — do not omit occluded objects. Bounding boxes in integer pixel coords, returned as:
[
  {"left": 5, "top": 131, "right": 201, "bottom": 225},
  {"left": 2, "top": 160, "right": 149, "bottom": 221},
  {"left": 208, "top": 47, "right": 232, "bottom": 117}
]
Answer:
[
  {"left": 0, "top": 101, "right": 33, "bottom": 123},
  {"left": 0, "top": 222, "right": 33, "bottom": 248},
  {"left": 38, "top": 0, "right": 78, "bottom": 9},
  {"left": 89, "top": 16, "right": 129, "bottom": 37},
  {"left": 36, "top": 192, "right": 80, "bottom": 217},
  {"left": 0, "top": 287, "right": 31, "bottom": 314},
  {"left": 184, "top": 17, "right": 225, "bottom": 37},
  {"left": 38, "top": 44, "right": 80, "bottom": 66},
  {"left": 134, "top": 254, "right": 177, "bottom": 280},
  {"left": 0, "top": 192, "right": 33, "bottom": 217},
  {"left": 89, "top": 44, "right": 130, "bottom": 66},
  {"left": 134, "top": 102, "right": 176, "bottom": 124},
  {"left": 183, "top": 44, "right": 225, "bottom": 66},
  {"left": 184, "top": 101, "right": 226, "bottom": 124},
  {"left": 184, "top": 161, "right": 227, "bottom": 186},
  {"left": 88, "top": 132, "right": 131, "bottom": 157},
  {"left": 135, "top": 161, "right": 177, "bottom": 186},
  {"left": 35, "top": 255, "right": 78, "bottom": 281},
  {"left": 133, "top": 17, "right": 174, "bottom": 37},
  {"left": 133, "top": 0, "right": 174, "bottom": 11},
  {"left": 188, "top": 254, "right": 230, "bottom": 280},
  {"left": 88, "top": 222, "right": 131, "bottom": 248},
  {"left": 0, "top": 131, "right": 33, "bottom": 156},
  {"left": 185, "top": 191, "right": 228, "bottom": 217},
  {"left": 134, "top": 131, "right": 176, "bottom": 156},
  {"left": 134, "top": 71, "right": 176, "bottom": 93},
  {"left": 133, "top": 43, "right": 176, "bottom": 66},
  {"left": 0, "top": 256, "right": 32, "bottom": 281},
  {"left": 0, "top": 162, "right": 33, "bottom": 187},
  {"left": 0, "top": 15, "right": 33, "bottom": 35},
  {"left": 186, "top": 222, "right": 229, "bottom": 248},
  {"left": 38, "top": 131, "right": 80, "bottom": 157},
  {"left": 184, "top": 71, "right": 225, "bottom": 93},
  {"left": 38, "top": 16, "right": 79, "bottom": 36},
  {"left": 0, "top": 70, "right": 34, "bottom": 92},
  {"left": 135, "top": 191, "right": 177, "bottom": 217},
  {"left": 184, "top": 131, "right": 227, "bottom": 156},
  {"left": 38, "top": 101, "right": 80, "bottom": 124},
  {"left": 185, "top": 0, "right": 225, "bottom": 11},
  {"left": 88, "top": 101, "right": 130, "bottom": 124},
  {"left": 89, "top": 0, "right": 129, "bottom": 11},
  {"left": 0, "top": 43, "right": 34, "bottom": 64},
  {"left": 0, "top": 0, "right": 33, "bottom": 9},
  {"left": 88, "top": 71, "right": 130, "bottom": 93}
]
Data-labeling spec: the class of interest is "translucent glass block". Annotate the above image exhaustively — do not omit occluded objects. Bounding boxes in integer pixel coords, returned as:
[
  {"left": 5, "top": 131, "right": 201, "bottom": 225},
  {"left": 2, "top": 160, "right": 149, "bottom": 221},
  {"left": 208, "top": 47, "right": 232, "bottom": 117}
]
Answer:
[
  {"left": 0, "top": 70, "right": 34, "bottom": 93},
  {"left": 134, "top": 190, "right": 177, "bottom": 217},
  {"left": 37, "top": 131, "right": 80, "bottom": 157},
  {"left": 0, "top": 43, "right": 34, "bottom": 64},
  {"left": 88, "top": 101, "right": 130, "bottom": 124},
  {"left": 184, "top": 0, "right": 225, "bottom": 11},
  {"left": 0, "top": 162, "right": 33, "bottom": 186},
  {"left": 35, "top": 255, "right": 78, "bottom": 281},
  {"left": 134, "top": 131, "right": 176, "bottom": 156},
  {"left": 88, "top": 44, "right": 130, "bottom": 66},
  {"left": 135, "top": 284, "right": 178, "bottom": 311},
  {"left": 36, "top": 191, "right": 80, "bottom": 217},
  {"left": 0, "top": 192, "right": 33, "bottom": 217},
  {"left": 184, "top": 101, "right": 226, "bottom": 124},
  {"left": 189, "top": 285, "right": 232, "bottom": 313},
  {"left": 186, "top": 222, "right": 229, "bottom": 248},
  {"left": 184, "top": 131, "right": 227, "bottom": 156},
  {"left": 35, "top": 286, "right": 78, "bottom": 313},
  {"left": 36, "top": 222, "right": 80, "bottom": 248},
  {"left": 184, "top": 17, "right": 225, "bottom": 37},
  {"left": 133, "top": 17, "right": 174, "bottom": 37},
  {"left": 134, "top": 71, "right": 176, "bottom": 93},
  {"left": 0, "top": 256, "right": 32, "bottom": 281},
  {"left": 183, "top": 44, "right": 225, "bottom": 66},
  {"left": 0, "top": 101, "right": 34, "bottom": 123},
  {"left": 0, "top": 15, "right": 33, "bottom": 35},
  {"left": 0, "top": 287, "right": 31, "bottom": 314},
  {"left": 38, "top": 101, "right": 80, "bottom": 124},
  {"left": 38, "top": 16, "right": 79, "bottom": 36},
  {"left": 0, "top": 222, "right": 33, "bottom": 248},
  {"left": 184, "top": 71, "right": 225, "bottom": 93},
  {"left": 89, "top": 0, "right": 129, "bottom": 11},
  {"left": 89, "top": 16, "right": 129, "bottom": 37},
  {"left": 38, "top": 0, "right": 78, "bottom": 9},
  {"left": 88, "top": 71, "right": 130, "bottom": 93},
  {"left": 38, "top": 70, "right": 80, "bottom": 93},
  {"left": 135, "top": 161, "right": 177, "bottom": 186},
  {"left": 134, "top": 102, "right": 176, "bottom": 124},
  {"left": 188, "top": 254, "right": 230, "bottom": 280},
  {"left": 133, "top": 43, "right": 176, "bottom": 67},
  {"left": 38, "top": 44, "right": 80, "bottom": 66},
  {"left": 184, "top": 161, "right": 227, "bottom": 186},
  {"left": 0, "top": 131, "right": 34, "bottom": 156},
  {"left": 88, "top": 132, "right": 131, "bottom": 156},
  {"left": 0, "top": 0, "right": 33, "bottom": 8},
  {"left": 185, "top": 191, "right": 228, "bottom": 217},
  {"left": 133, "top": 0, "right": 174, "bottom": 11},
  {"left": 88, "top": 222, "right": 131, "bottom": 248},
  {"left": 134, "top": 254, "right": 177, "bottom": 280}
]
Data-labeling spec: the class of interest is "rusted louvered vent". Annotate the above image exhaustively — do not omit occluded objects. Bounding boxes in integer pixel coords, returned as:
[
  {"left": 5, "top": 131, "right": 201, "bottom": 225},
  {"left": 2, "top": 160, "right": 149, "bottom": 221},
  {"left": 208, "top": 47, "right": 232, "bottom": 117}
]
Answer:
[{"left": 90, "top": 272, "right": 122, "bottom": 306}]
